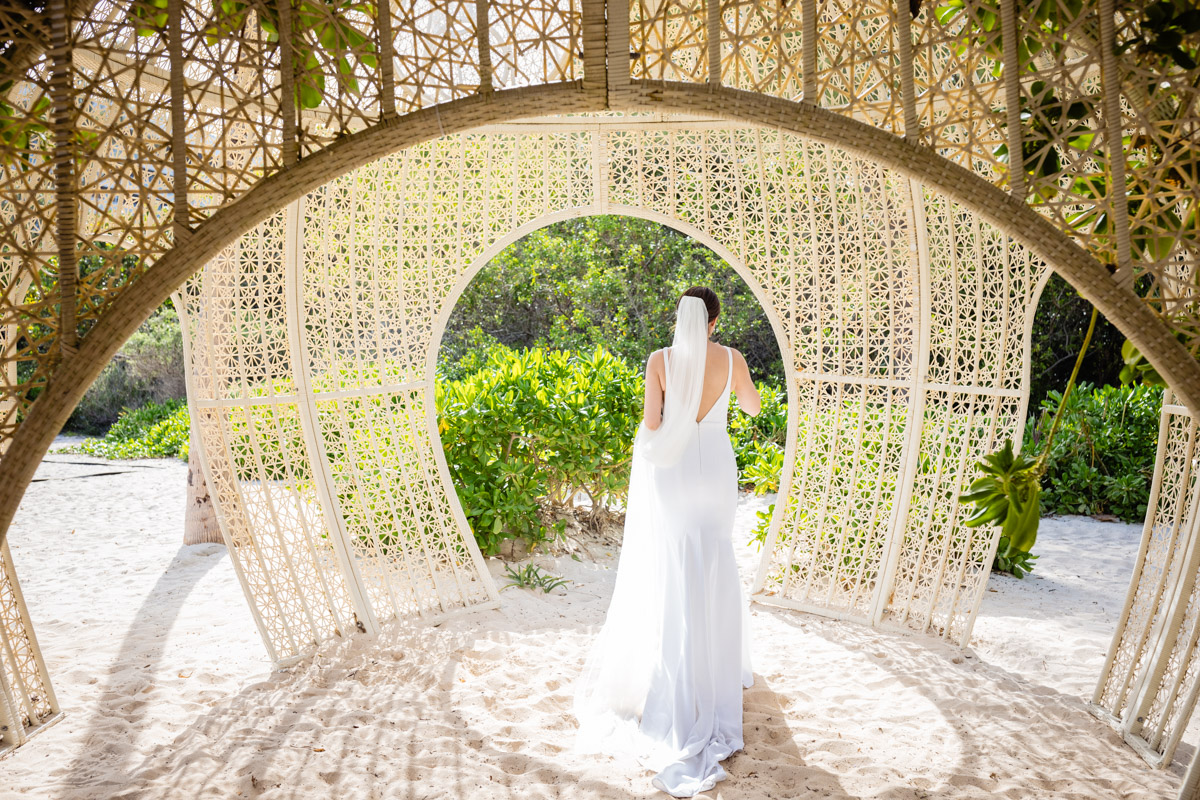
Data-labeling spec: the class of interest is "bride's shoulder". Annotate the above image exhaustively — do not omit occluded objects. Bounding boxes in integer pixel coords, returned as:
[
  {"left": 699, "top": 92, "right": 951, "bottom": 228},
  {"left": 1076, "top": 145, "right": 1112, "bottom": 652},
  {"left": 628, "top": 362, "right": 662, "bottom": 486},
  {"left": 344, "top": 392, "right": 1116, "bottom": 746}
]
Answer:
[
  {"left": 714, "top": 342, "right": 741, "bottom": 356},
  {"left": 719, "top": 343, "right": 748, "bottom": 365}
]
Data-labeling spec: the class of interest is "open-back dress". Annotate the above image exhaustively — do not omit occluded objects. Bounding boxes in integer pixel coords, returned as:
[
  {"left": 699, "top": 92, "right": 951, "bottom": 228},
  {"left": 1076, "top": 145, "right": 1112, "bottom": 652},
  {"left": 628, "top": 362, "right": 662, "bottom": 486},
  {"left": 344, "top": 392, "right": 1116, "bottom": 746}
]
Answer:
[{"left": 573, "top": 343, "right": 755, "bottom": 797}]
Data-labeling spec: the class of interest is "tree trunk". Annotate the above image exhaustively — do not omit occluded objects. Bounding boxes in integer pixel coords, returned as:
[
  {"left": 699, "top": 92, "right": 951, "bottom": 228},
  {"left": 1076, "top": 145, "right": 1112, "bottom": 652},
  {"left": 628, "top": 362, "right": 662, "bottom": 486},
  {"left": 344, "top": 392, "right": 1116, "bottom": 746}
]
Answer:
[{"left": 184, "top": 429, "right": 223, "bottom": 545}]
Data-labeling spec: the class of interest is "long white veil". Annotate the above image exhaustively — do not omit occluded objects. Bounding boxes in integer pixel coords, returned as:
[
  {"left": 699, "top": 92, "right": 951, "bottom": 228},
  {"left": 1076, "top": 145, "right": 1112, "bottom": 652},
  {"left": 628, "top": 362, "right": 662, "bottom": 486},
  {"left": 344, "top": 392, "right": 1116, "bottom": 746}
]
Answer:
[
  {"left": 640, "top": 296, "right": 710, "bottom": 467},
  {"left": 572, "top": 296, "right": 711, "bottom": 763}
]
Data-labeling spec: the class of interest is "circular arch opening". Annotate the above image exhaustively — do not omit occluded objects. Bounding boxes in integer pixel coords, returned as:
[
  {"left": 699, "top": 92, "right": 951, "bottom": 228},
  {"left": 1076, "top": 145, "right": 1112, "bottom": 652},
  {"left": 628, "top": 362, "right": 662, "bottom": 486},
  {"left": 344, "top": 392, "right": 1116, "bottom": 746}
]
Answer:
[{"left": 431, "top": 211, "right": 790, "bottom": 559}]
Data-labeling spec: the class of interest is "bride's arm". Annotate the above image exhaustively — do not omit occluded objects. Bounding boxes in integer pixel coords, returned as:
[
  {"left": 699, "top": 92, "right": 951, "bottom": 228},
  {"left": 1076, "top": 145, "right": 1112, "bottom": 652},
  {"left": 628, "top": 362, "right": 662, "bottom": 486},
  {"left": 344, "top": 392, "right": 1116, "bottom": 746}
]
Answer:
[
  {"left": 642, "top": 350, "right": 666, "bottom": 430},
  {"left": 731, "top": 349, "right": 761, "bottom": 416}
]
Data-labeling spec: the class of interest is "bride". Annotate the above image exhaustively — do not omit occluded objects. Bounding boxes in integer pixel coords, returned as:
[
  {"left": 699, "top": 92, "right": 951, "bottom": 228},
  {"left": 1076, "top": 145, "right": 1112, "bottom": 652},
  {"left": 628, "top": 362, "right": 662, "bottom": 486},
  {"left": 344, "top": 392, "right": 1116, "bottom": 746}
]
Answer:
[{"left": 572, "top": 286, "right": 761, "bottom": 796}]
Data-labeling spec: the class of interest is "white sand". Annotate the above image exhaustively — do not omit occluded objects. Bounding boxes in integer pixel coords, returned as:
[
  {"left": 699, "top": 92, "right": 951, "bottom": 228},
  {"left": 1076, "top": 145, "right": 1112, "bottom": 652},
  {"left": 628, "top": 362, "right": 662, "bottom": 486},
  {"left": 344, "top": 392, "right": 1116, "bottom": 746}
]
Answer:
[{"left": 0, "top": 447, "right": 1183, "bottom": 799}]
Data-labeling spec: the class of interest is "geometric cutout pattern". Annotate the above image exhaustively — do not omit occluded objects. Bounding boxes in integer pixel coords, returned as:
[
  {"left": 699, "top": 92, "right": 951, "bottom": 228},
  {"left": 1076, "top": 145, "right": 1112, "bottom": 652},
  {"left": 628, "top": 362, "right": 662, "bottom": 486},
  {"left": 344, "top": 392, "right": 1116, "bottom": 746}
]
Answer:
[
  {"left": 182, "top": 121, "right": 1045, "bottom": 666},
  {"left": 0, "top": 540, "right": 59, "bottom": 755}
]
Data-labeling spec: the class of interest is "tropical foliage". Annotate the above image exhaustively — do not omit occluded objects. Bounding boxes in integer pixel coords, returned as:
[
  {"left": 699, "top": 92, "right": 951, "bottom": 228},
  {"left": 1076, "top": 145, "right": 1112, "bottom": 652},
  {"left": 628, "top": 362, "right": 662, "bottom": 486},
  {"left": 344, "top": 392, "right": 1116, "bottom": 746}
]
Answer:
[
  {"left": 436, "top": 345, "right": 644, "bottom": 555},
  {"left": 1029, "top": 382, "right": 1164, "bottom": 522},
  {"left": 65, "top": 398, "right": 190, "bottom": 460},
  {"left": 440, "top": 216, "right": 785, "bottom": 383},
  {"left": 66, "top": 307, "right": 187, "bottom": 434},
  {"left": 960, "top": 441, "right": 1043, "bottom": 578},
  {"left": 131, "top": 0, "right": 378, "bottom": 109},
  {"left": 437, "top": 343, "right": 787, "bottom": 556}
]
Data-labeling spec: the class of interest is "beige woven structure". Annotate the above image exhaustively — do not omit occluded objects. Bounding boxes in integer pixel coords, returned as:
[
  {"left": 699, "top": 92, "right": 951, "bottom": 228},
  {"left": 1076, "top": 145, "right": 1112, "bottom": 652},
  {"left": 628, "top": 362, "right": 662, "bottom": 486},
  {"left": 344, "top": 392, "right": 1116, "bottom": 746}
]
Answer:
[
  {"left": 175, "top": 120, "right": 1046, "bottom": 664},
  {"left": 1095, "top": 393, "right": 1200, "bottom": 772},
  {"left": 1, "top": 0, "right": 1199, "bottom": 783}
]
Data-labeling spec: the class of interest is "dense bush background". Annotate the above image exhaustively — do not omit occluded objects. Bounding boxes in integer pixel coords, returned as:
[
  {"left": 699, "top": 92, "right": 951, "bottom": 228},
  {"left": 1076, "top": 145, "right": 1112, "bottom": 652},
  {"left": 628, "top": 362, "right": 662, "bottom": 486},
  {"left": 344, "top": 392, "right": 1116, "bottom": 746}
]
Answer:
[
  {"left": 1025, "top": 382, "right": 1163, "bottom": 522},
  {"left": 436, "top": 343, "right": 788, "bottom": 555},
  {"left": 68, "top": 399, "right": 191, "bottom": 459},
  {"left": 440, "top": 216, "right": 785, "bottom": 383},
  {"left": 1026, "top": 274, "right": 1131, "bottom": 412},
  {"left": 65, "top": 306, "right": 187, "bottom": 434}
]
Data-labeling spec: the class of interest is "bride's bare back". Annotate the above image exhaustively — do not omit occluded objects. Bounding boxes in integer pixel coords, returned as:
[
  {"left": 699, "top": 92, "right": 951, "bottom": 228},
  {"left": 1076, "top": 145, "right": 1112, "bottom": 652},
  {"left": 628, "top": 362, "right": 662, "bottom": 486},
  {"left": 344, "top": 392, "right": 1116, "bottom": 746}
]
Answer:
[{"left": 643, "top": 340, "right": 761, "bottom": 429}]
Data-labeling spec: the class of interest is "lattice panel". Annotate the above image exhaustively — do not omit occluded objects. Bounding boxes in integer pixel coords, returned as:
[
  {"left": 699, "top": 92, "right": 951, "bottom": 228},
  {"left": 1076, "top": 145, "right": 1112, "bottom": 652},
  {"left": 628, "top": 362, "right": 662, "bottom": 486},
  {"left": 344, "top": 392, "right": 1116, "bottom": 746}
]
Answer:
[
  {"left": 1098, "top": 411, "right": 1197, "bottom": 715},
  {"left": 0, "top": 541, "right": 58, "bottom": 754},
  {"left": 315, "top": 390, "right": 491, "bottom": 618},
  {"left": 920, "top": 188, "right": 1044, "bottom": 393},
  {"left": 1093, "top": 400, "right": 1200, "bottom": 768},
  {"left": 490, "top": 0, "right": 583, "bottom": 89},
  {"left": 884, "top": 392, "right": 1025, "bottom": 644},
  {"left": 177, "top": 213, "right": 360, "bottom": 664},
  {"left": 1010, "top": 6, "right": 1115, "bottom": 261},
  {"left": 1114, "top": 11, "right": 1200, "bottom": 337},
  {"left": 182, "top": 132, "right": 613, "bottom": 658},
  {"left": 292, "top": 133, "right": 591, "bottom": 626},
  {"left": 389, "top": 0, "right": 482, "bottom": 111},
  {"left": 717, "top": 0, "right": 804, "bottom": 101},
  {"left": 909, "top": 1, "right": 1007, "bottom": 182},
  {"left": 195, "top": 402, "right": 357, "bottom": 662},
  {"left": 292, "top": 0, "right": 382, "bottom": 148},
  {"left": 876, "top": 188, "right": 1045, "bottom": 644},
  {"left": 72, "top": 4, "right": 175, "bottom": 251},
  {"left": 174, "top": 0, "right": 286, "bottom": 221},
  {"left": 758, "top": 380, "right": 911, "bottom": 617},
  {"left": 629, "top": 0, "right": 707, "bottom": 83},
  {"left": 1142, "top": 539, "right": 1200, "bottom": 766},
  {"left": 811, "top": 0, "right": 902, "bottom": 135},
  {"left": 0, "top": 53, "right": 55, "bottom": 448}
]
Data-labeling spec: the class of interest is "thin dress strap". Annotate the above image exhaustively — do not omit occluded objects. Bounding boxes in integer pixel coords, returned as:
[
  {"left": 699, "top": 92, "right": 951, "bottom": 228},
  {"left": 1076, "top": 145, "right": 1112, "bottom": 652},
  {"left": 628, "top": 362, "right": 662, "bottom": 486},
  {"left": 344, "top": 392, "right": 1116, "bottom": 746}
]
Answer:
[{"left": 723, "top": 346, "right": 733, "bottom": 395}]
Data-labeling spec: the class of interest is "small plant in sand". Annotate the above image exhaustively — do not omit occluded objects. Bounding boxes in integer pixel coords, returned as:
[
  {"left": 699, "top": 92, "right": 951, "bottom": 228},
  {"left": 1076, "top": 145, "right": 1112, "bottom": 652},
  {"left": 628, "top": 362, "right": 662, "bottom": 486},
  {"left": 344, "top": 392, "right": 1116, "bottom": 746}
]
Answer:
[{"left": 502, "top": 562, "right": 570, "bottom": 594}]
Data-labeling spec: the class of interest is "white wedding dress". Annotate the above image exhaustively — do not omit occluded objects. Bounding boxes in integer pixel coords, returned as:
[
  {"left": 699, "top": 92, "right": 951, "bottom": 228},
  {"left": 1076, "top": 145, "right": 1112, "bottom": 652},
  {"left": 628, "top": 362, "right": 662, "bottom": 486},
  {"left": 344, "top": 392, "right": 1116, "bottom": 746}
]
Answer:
[{"left": 573, "top": 318, "right": 755, "bottom": 797}]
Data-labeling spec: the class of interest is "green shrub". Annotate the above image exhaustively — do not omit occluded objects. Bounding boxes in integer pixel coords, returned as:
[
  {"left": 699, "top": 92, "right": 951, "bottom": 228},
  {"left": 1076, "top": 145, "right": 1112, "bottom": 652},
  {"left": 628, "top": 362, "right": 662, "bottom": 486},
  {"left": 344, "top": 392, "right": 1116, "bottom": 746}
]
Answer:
[
  {"left": 437, "top": 345, "right": 644, "bottom": 555},
  {"left": 729, "top": 381, "right": 788, "bottom": 476},
  {"left": 66, "top": 399, "right": 190, "bottom": 459},
  {"left": 436, "top": 326, "right": 508, "bottom": 382},
  {"left": 438, "top": 344, "right": 788, "bottom": 556},
  {"left": 741, "top": 441, "right": 785, "bottom": 494},
  {"left": 1026, "top": 382, "right": 1162, "bottom": 522},
  {"left": 67, "top": 306, "right": 186, "bottom": 434}
]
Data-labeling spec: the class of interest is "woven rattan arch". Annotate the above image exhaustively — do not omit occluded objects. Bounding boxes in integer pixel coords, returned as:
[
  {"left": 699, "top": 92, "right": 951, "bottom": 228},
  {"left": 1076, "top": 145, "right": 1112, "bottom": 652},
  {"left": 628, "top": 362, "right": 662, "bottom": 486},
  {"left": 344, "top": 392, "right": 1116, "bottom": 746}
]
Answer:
[
  {"left": 1, "top": 0, "right": 1199, "bottom": 786},
  {"left": 174, "top": 117, "right": 1049, "bottom": 667}
]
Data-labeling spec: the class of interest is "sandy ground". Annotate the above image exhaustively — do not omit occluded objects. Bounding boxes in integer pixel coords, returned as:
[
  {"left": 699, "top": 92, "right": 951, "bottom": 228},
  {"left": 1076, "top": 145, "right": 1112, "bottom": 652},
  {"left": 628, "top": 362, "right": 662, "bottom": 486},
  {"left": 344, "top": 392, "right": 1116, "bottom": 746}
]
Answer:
[{"left": 0, "top": 444, "right": 1184, "bottom": 799}]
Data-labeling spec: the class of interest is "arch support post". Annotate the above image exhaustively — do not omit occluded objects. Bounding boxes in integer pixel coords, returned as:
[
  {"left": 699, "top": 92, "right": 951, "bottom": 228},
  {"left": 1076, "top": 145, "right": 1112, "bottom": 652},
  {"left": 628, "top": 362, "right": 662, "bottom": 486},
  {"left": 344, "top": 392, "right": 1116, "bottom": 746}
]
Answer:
[
  {"left": 49, "top": 0, "right": 77, "bottom": 354},
  {"left": 869, "top": 177, "right": 932, "bottom": 628},
  {"left": 1093, "top": 395, "right": 1200, "bottom": 771},
  {"left": 0, "top": 540, "right": 61, "bottom": 754},
  {"left": 283, "top": 199, "right": 380, "bottom": 637}
]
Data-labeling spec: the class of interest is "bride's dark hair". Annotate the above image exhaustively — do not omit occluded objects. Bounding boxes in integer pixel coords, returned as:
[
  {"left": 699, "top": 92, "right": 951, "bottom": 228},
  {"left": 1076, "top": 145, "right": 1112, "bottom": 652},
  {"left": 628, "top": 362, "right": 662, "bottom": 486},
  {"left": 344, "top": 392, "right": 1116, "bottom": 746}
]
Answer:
[{"left": 680, "top": 286, "right": 720, "bottom": 323}]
